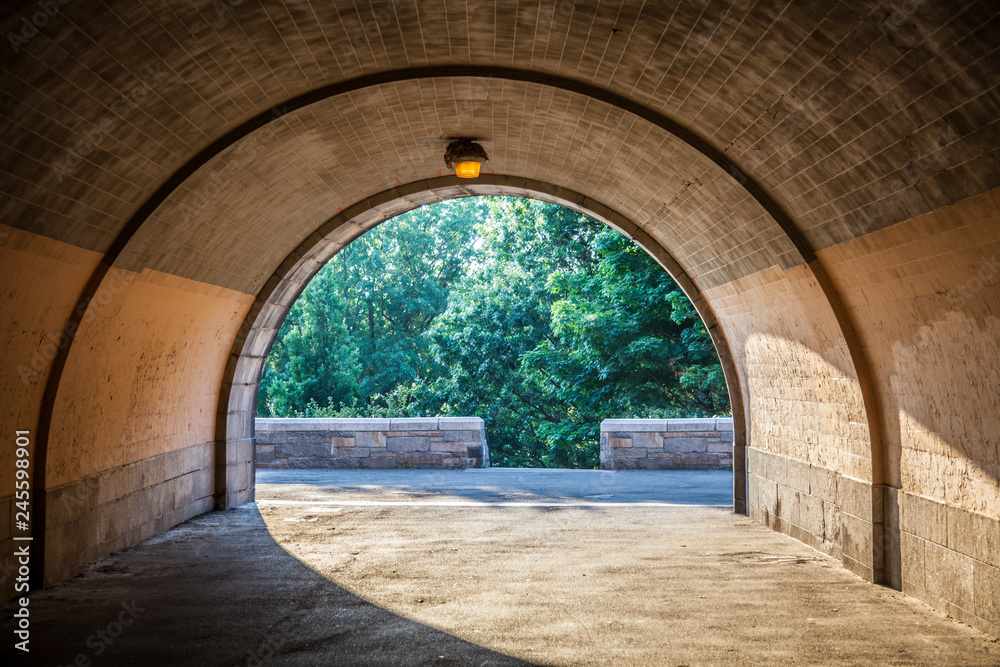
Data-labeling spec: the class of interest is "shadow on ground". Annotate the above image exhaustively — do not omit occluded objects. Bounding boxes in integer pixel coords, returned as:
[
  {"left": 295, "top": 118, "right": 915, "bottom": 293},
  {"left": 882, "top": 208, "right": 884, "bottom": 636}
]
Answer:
[{"left": 4, "top": 505, "right": 534, "bottom": 666}]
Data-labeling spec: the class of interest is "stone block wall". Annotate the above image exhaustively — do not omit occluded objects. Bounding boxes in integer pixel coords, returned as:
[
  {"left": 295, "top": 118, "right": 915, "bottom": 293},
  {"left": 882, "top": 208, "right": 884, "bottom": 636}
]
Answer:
[
  {"left": 39, "top": 441, "right": 216, "bottom": 589},
  {"left": 255, "top": 418, "right": 489, "bottom": 469},
  {"left": 747, "top": 447, "right": 1000, "bottom": 637},
  {"left": 600, "top": 418, "right": 734, "bottom": 470},
  {"left": 747, "top": 447, "right": 875, "bottom": 577},
  {"left": 897, "top": 490, "right": 1000, "bottom": 637}
]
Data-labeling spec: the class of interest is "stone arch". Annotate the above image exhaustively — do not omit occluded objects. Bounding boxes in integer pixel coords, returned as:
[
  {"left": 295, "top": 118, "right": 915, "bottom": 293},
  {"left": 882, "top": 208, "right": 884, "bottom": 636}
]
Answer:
[
  {"left": 27, "top": 73, "right": 883, "bottom": 592},
  {"left": 215, "top": 175, "right": 750, "bottom": 510},
  {"left": 4, "top": 2, "right": 996, "bottom": 635}
]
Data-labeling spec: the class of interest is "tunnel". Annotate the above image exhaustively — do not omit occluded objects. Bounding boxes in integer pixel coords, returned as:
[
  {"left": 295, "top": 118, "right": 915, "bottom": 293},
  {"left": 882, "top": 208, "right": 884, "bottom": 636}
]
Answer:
[{"left": 2, "top": 0, "right": 998, "bottom": 646}]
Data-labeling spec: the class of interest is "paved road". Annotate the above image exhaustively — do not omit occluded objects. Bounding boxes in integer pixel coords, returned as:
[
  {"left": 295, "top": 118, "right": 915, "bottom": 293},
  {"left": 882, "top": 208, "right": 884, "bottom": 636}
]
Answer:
[
  {"left": 255, "top": 467, "right": 734, "bottom": 506},
  {"left": 11, "top": 470, "right": 1000, "bottom": 666}
]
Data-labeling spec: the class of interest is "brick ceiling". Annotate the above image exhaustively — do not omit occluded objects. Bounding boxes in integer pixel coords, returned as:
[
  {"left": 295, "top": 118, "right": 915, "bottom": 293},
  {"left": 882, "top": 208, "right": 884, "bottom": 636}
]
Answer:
[{"left": 2, "top": 0, "right": 997, "bottom": 292}]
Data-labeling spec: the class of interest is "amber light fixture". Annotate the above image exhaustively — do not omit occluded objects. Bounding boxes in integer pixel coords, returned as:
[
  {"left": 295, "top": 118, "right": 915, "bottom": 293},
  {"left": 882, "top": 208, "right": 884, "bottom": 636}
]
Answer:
[{"left": 444, "top": 138, "right": 489, "bottom": 178}]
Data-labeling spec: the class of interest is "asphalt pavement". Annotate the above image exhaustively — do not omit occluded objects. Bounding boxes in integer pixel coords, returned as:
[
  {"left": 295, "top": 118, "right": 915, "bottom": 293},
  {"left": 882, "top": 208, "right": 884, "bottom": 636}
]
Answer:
[
  {"left": 255, "top": 467, "right": 734, "bottom": 506},
  {"left": 9, "top": 469, "right": 999, "bottom": 666}
]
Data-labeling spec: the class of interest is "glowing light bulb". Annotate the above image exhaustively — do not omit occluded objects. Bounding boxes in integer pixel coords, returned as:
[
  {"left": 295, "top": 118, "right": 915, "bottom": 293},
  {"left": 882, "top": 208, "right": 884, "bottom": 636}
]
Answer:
[{"left": 454, "top": 161, "right": 482, "bottom": 178}]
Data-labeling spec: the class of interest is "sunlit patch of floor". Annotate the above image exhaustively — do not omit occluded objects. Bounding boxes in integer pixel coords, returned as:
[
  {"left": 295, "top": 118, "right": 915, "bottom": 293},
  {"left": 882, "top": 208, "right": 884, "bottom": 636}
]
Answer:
[{"left": 257, "top": 470, "right": 1000, "bottom": 666}]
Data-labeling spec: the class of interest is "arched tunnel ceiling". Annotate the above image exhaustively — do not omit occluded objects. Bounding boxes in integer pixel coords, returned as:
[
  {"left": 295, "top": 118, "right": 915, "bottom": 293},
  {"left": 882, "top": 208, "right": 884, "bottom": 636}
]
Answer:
[
  {"left": 2, "top": 0, "right": 999, "bottom": 284},
  {"left": 118, "top": 77, "right": 797, "bottom": 292},
  {"left": 2, "top": 2, "right": 1000, "bottom": 625}
]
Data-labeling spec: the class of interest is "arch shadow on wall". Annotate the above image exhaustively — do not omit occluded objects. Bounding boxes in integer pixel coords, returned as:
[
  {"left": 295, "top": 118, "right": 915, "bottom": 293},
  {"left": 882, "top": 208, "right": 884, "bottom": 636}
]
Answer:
[{"left": 214, "top": 175, "right": 750, "bottom": 512}]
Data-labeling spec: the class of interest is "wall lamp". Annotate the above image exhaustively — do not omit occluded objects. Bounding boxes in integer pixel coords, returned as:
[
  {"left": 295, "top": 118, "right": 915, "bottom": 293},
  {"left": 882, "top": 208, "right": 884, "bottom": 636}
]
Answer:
[{"left": 444, "top": 139, "right": 489, "bottom": 178}]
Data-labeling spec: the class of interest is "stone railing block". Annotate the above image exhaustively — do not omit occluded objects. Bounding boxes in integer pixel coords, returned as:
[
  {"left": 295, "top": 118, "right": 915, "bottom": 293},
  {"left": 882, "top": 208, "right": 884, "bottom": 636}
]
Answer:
[
  {"left": 600, "top": 419, "right": 668, "bottom": 432},
  {"left": 256, "top": 418, "right": 341, "bottom": 432},
  {"left": 667, "top": 418, "right": 718, "bottom": 432},
  {"left": 330, "top": 418, "right": 393, "bottom": 432},
  {"left": 439, "top": 417, "right": 485, "bottom": 430},
  {"left": 389, "top": 417, "right": 440, "bottom": 431},
  {"left": 600, "top": 418, "right": 733, "bottom": 471},
  {"left": 255, "top": 418, "right": 488, "bottom": 469}
]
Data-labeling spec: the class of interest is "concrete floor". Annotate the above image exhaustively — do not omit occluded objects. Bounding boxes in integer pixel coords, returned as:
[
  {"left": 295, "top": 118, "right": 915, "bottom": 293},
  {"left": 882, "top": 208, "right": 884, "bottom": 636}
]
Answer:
[{"left": 6, "top": 469, "right": 999, "bottom": 665}]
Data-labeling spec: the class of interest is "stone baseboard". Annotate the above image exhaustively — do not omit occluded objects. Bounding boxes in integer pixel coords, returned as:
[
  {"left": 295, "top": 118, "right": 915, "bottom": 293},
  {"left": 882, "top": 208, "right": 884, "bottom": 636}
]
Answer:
[
  {"left": 40, "top": 441, "right": 215, "bottom": 590},
  {"left": 748, "top": 447, "right": 999, "bottom": 638}
]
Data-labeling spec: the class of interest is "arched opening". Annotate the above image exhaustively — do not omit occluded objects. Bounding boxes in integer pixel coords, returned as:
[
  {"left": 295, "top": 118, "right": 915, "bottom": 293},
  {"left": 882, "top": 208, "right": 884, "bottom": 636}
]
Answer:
[
  {"left": 252, "top": 194, "right": 734, "bottom": 470},
  {"left": 6, "top": 0, "right": 999, "bottom": 649},
  {"left": 25, "top": 70, "right": 887, "bottom": 599},
  {"left": 219, "top": 178, "right": 748, "bottom": 509}
]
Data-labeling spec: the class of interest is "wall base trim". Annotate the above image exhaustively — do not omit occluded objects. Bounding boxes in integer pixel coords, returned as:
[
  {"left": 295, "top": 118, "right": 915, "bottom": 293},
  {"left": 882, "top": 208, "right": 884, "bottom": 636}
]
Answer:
[{"left": 749, "top": 447, "right": 998, "bottom": 638}]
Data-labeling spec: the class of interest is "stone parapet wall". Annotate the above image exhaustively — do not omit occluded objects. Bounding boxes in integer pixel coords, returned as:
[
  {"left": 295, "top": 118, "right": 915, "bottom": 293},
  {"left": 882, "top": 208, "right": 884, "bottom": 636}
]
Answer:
[
  {"left": 255, "top": 417, "right": 489, "bottom": 469},
  {"left": 600, "top": 418, "right": 734, "bottom": 470}
]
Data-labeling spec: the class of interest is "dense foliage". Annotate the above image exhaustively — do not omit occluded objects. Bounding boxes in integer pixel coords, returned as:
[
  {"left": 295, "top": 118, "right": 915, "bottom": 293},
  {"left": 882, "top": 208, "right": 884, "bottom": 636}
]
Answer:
[{"left": 258, "top": 197, "right": 729, "bottom": 468}]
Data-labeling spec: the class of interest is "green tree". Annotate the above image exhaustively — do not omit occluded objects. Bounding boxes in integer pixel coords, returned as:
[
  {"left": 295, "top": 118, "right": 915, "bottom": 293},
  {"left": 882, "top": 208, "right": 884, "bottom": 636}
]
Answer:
[
  {"left": 258, "top": 196, "right": 730, "bottom": 468},
  {"left": 423, "top": 198, "right": 603, "bottom": 467},
  {"left": 257, "top": 266, "right": 361, "bottom": 417},
  {"left": 258, "top": 198, "right": 482, "bottom": 417},
  {"left": 333, "top": 199, "right": 480, "bottom": 401},
  {"left": 531, "top": 225, "right": 730, "bottom": 420},
  {"left": 423, "top": 198, "right": 728, "bottom": 467}
]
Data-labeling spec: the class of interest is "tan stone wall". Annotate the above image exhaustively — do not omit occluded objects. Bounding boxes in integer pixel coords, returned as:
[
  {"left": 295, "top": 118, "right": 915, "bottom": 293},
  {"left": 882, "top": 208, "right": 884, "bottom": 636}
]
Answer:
[
  {"left": 48, "top": 269, "right": 253, "bottom": 486},
  {"left": 0, "top": 227, "right": 102, "bottom": 599},
  {"left": 715, "top": 188, "right": 1000, "bottom": 635},
  {"left": 0, "top": 227, "right": 101, "bottom": 497},
  {"left": 704, "top": 261, "right": 881, "bottom": 581},
  {"left": 820, "top": 188, "right": 1000, "bottom": 517},
  {"left": 706, "top": 266, "right": 874, "bottom": 483},
  {"left": 819, "top": 187, "right": 1000, "bottom": 635},
  {"left": 747, "top": 448, "right": 883, "bottom": 582},
  {"left": 896, "top": 490, "right": 999, "bottom": 636},
  {"left": 31, "top": 268, "right": 254, "bottom": 590},
  {"left": 41, "top": 441, "right": 215, "bottom": 587}
]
